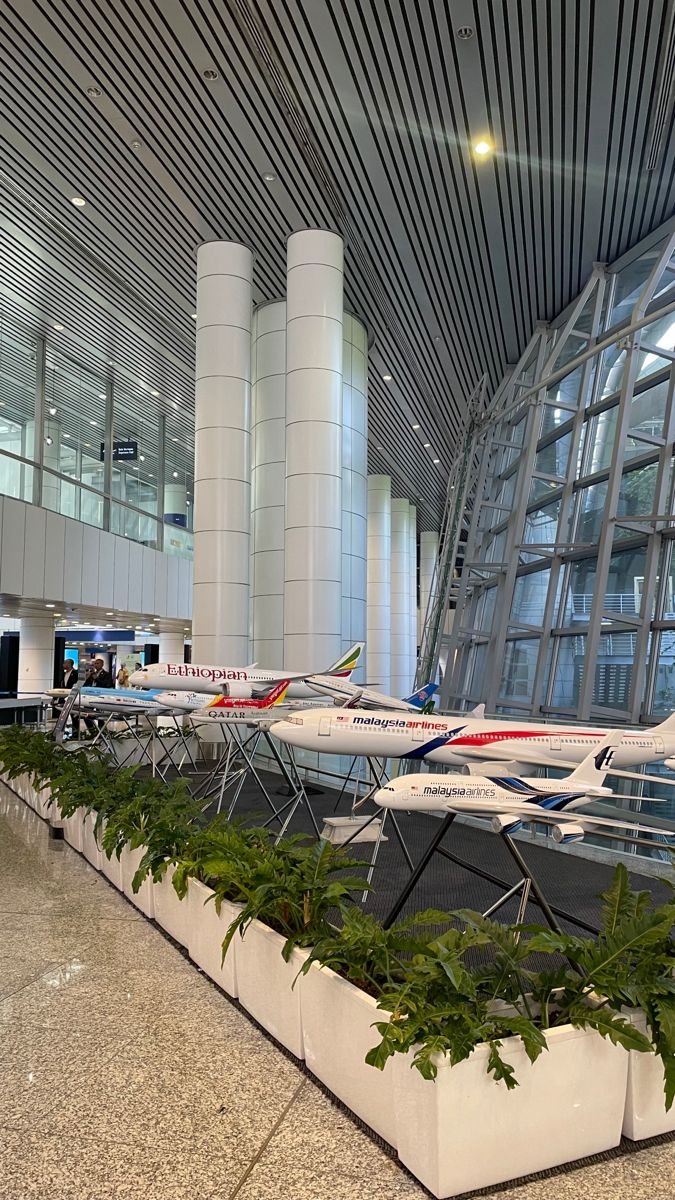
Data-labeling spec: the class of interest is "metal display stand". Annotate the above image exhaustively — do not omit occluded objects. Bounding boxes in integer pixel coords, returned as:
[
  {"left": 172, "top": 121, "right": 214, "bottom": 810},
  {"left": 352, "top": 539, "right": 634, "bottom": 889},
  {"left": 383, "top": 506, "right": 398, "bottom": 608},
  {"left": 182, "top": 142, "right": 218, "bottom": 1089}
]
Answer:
[
  {"left": 70, "top": 702, "right": 200, "bottom": 780},
  {"left": 382, "top": 812, "right": 600, "bottom": 935}
]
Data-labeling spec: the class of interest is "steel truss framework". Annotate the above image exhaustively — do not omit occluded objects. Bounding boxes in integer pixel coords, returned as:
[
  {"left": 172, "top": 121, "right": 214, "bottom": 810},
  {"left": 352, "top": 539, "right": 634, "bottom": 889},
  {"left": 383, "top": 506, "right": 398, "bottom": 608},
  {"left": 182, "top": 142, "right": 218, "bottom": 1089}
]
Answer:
[{"left": 419, "top": 217, "right": 675, "bottom": 734}]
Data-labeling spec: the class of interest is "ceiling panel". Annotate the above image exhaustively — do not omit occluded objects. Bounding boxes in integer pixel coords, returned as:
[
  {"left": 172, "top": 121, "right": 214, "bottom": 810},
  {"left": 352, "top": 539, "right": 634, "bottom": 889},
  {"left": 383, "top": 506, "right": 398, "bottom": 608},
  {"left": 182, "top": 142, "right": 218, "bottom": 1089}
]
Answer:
[{"left": 0, "top": 0, "right": 673, "bottom": 528}]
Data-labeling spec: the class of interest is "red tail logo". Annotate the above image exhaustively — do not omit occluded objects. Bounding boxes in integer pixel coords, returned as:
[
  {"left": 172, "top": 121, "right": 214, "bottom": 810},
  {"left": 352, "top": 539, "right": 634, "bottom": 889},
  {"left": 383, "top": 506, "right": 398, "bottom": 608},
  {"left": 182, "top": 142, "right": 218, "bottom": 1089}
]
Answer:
[{"left": 260, "top": 679, "right": 290, "bottom": 706}]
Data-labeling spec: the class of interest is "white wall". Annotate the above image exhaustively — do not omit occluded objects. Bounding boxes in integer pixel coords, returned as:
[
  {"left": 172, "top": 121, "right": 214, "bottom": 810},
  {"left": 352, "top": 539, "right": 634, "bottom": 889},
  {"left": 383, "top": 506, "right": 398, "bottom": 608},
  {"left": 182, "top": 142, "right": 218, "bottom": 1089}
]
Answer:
[{"left": 0, "top": 496, "right": 192, "bottom": 620}]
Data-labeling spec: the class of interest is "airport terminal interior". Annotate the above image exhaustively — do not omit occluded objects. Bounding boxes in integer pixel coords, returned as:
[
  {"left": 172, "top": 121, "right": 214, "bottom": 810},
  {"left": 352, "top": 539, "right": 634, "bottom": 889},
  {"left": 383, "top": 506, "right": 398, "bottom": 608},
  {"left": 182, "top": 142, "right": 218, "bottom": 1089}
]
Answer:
[{"left": 2, "top": 1, "right": 675, "bottom": 1197}]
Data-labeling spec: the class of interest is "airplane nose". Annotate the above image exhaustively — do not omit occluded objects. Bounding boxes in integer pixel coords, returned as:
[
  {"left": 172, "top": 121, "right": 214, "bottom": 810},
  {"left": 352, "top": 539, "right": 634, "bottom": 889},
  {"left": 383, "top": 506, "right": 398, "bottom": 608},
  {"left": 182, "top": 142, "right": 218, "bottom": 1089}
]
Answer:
[
  {"left": 374, "top": 786, "right": 391, "bottom": 807},
  {"left": 269, "top": 720, "right": 297, "bottom": 745}
]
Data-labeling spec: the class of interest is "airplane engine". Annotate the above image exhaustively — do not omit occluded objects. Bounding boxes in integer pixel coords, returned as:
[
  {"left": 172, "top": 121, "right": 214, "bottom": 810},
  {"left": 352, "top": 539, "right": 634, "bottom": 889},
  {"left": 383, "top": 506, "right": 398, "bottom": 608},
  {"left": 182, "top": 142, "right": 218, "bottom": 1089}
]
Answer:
[
  {"left": 664, "top": 758, "right": 675, "bottom": 771},
  {"left": 552, "top": 823, "right": 585, "bottom": 844},
  {"left": 490, "top": 814, "right": 522, "bottom": 834},
  {"left": 218, "top": 681, "right": 254, "bottom": 699}
]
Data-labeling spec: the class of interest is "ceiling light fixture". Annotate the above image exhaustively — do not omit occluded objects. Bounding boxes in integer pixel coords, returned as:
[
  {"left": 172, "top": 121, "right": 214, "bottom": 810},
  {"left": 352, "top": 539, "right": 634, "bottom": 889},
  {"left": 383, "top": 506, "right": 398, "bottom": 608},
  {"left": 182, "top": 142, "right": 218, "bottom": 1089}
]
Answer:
[
  {"left": 89, "top": 419, "right": 97, "bottom": 426},
  {"left": 172, "top": 470, "right": 178, "bottom": 478},
  {"left": 456, "top": 26, "right": 474, "bottom": 39},
  {"left": 130, "top": 140, "right": 142, "bottom": 151},
  {"left": 150, "top": 389, "right": 160, "bottom": 397},
  {"left": 71, "top": 196, "right": 86, "bottom": 207},
  {"left": 45, "top": 435, "right": 53, "bottom": 446},
  {"left": 53, "top": 323, "right": 64, "bottom": 332},
  {"left": 106, "top": 612, "right": 114, "bottom": 616},
  {"left": 262, "top": 171, "right": 276, "bottom": 182},
  {"left": 86, "top": 86, "right": 102, "bottom": 98},
  {"left": 412, "top": 423, "right": 420, "bottom": 430},
  {"left": 63, "top": 433, "right": 70, "bottom": 439},
  {"left": 45, "top": 603, "right": 55, "bottom": 609},
  {"left": 98, "top": 392, "right": 106, "bottom": 399},
  {"left": 473, "top": 139, "right": 493, "bottom": 157},
  {"left": 191, "top": 313, "right": 197, "bottom": 319},
  {"left": 171, "top": 436, "right": 178, "bottom": 442},
  {"left": 382, "top": 374, "right": 392, "bottom": 382},
  {"left": 139, "top": 455, "right": 145, "bottom": 462},
  {"left": 48, "top": 406, "right": 57, "bottom": 416},
  {"left": 203, "top": 68, "right": 219, "bottom": 80},
  {"left": 424, "top": 442, "right": 431, "bottom": 448},
  {"left": 433, "top": 458, "right": 440, "bottom": 464}
]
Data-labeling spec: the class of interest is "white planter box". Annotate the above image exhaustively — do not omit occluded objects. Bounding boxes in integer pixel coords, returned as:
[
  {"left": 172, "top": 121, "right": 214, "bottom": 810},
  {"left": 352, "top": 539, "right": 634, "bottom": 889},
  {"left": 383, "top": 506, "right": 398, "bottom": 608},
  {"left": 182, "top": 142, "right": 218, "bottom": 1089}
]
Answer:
[
  {"left": 34, "top": 785, "right": 52, "bottom": 819},
  {"left": 187, "top": 880, "right": 241, "bottom": 997},
  {"left": 81, "top": 812, "right": 102, "bottom": 870},
  {"left": 623, "top": 1011, "right": 675, "bottom": 1140},
  {"left": 120, "top": 843, "right": 155, "bottom": 918},
  {"left": 63, "top": 808, "right": 84, "bottom": 852},
  {"left": 99, "top": 822, "right": 124, "bottom": 890},
  {"left": 153, "top": 867, "right": 189, "bottom": 946},
  {"left": 393, "top": 1024, "right": 628, "bottom": 1198},
  {"left": 236, "top": 919, "right": 308, "bottom": 1058},
  {"left": 302, "top": 964, "right": 396, "bottom": 1145}
]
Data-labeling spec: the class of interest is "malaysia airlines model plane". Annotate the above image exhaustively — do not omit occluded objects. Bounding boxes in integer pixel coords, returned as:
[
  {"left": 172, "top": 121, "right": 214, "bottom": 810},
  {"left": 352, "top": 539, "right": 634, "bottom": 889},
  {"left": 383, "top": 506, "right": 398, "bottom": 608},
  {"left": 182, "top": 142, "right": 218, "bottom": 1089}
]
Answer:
[
  {"left": 374, "top": 734, "right": 674, "bottom": 847},
  {"left": 270, "top": 706, "right": 675, "bottom": 783},
  {"left": 129, "top": 643, "right": 364, "bottom": 701}
]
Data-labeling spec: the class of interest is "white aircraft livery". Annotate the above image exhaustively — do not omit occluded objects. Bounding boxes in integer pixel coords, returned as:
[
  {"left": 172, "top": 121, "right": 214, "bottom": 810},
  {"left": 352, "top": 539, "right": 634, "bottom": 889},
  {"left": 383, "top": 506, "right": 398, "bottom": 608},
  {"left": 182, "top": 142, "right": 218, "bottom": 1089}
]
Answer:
[
  {"left": 271, "top": 706, "right": 675, "bottom": 773},
  {"left": 129, "top": 643, "right": 363, "bottom": 701},
  {"left": 374, "top": 735, "right": 673, "bottom": 847}
]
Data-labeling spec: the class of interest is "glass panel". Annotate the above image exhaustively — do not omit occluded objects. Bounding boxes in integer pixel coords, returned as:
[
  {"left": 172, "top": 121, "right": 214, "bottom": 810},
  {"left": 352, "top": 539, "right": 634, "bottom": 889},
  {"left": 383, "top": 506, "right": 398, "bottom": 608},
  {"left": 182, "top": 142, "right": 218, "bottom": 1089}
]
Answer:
[
  {"left": 584, "top": 405, "right": 658, "bottom": 474},
  {"left": 500, "top": 638, "right": 539, "bottom": 700},
  {"left": 591, "top": 630, "right": 636, "bottom": 710},
  {"left": 540, "top": 404, "right": 574, "bottom": 439},
  {"left": 610, "top": 244, "right": 667, "bottom": 327},
  {"left": 576, "top": 481, "right": 607, "bottom": 542},
  {"left": 605, "top": 546, "right": 646, "bottom": 617},
  {"left": 163, "top": 524, "right": 193, "bottom": 559},
  {"left": 468, "top": 642, "right": 487, "bottom": 697},
  {"left": 545, "top": 363, "right": 587, "bottom": 408},
  {"left": 650, "top": 629, "right": 675, "bottom": 717},
  {"left": 510, "top": 570, "right": 550, "bottom": 626},
  {"left": 636, "top": 312, "right": 675, "bottom": 380},
  {"left": 110, "top": 503, "right": 159, "bottom": 549},
  {"left": 524, "top": 501, "right": 560, "bottom": 548},
  {"left": 475, "top": 587, "right": 497, "bottom": 633},
  {"left": 528, "top": 476, "right": 562, "bottom": 504},
  {"left": 549, "top": 633, "right": 585, "bottom": 707},
  {"left": 561, "top": 558, "right": 597, "bottom": 625},
  {"left": 535, "top": 432, "right": 571, "bottom": 478},
  {"left": 165, "top": 412, "right": 194, "bottom": 532},
  {"left": 42, "top": 472, "right": 104, "bottom": 528},
  {"left": 630, "top": 377, "right": 669, "bottom": 435},
  {"left": 616, "top": 463, "right": 658, "bottom": 532},
  {"left": 0, "top": 453, "right": 33, "bottom": 502}
]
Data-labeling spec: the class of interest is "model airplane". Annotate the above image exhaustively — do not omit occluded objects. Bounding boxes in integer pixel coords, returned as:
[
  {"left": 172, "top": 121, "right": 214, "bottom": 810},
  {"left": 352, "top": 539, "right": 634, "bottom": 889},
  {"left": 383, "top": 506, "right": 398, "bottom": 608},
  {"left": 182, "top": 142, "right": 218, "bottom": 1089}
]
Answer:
[
  {"left": 129, "top": 642, "right": 363, "bottom": 701},
  {"left": 271, "top": 705, "right": 675, "bottom": 784},
  {"left": 374, "top": 734, "right": 674, "bottom": 846},
  {"left": 307, "top": 676, "right": 438, "bottom": 712},
  {"left": 190, "top": 678, "right": 291, "bottom": 723}
]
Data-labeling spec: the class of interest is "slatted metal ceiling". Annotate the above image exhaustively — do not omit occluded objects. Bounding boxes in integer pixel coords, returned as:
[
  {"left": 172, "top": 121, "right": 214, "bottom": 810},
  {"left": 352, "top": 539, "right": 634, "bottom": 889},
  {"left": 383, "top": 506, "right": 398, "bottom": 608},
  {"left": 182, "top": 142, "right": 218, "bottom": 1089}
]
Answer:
[{"left": 0, "top": 0, "right": 674, "bottom": 529}]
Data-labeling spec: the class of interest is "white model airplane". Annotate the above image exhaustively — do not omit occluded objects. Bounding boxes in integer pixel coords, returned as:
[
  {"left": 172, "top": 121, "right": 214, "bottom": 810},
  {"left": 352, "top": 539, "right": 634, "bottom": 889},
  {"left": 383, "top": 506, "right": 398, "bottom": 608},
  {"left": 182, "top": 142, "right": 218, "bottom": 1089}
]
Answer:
[
  {"left": 374, "top": 734, "right": 674, "bottom": 846},
  {"left": 129, "top": 642, "right": 364, "bottom": 701},
  {"left": 190, "top": 678, "right": 291, "bottom": 723},
  {"left": 46, "top": 686, "right": 219, "bottom": 714},
  {"left": 307, "top": 677, "right": 438, "bottom": 712},
  {"left": 271, "top": 705, "right": 675, "bottom": 785}
]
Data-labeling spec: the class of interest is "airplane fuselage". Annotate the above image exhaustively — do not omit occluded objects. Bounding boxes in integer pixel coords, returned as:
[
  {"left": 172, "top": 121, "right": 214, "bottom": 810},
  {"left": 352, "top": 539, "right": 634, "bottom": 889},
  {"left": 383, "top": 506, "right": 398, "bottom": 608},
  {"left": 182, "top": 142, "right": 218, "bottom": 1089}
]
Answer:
[
  {"left": 376, "top": 774, "right": 590, "bottom": 813},
  {"left": 131, "top": 663, "right": 321, "bottom": 700},
  {"left": 271, "top": 710, "right": 675, "bottom": 768}
]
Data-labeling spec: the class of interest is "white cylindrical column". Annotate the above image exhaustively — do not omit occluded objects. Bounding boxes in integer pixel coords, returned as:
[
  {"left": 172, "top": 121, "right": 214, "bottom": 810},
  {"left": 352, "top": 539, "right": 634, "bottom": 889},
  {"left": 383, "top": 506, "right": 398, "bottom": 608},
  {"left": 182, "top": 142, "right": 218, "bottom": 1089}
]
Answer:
[
  {"left": 390, "top": 497, "right": 411, "bottom": 698},
  {"left": 18, "top": 615, "right": 55, "bottom": 697},
  {"left": 408, "top": 504, "right": 417, "bottom": 689},
  {"left": 341, "top": 313, "right": 368, "bottom": 683},
  {"left": 158, "top": 624, "right": 184, "bottom": 664},
  {"left": 367, "top": 475, "right": 391, "bottom": 697},
  {"left": 251, "top": 300, "right": 286, "bottom": 668},
  {"left": 284, "top": 229, "right": 343, "bottom": 671},
  {"left": 193, "top": 241, "right": 252, "bottom": 665},
  {"left": 164, "top": 482, "right": 187, "bottom": 528},
  {"left": 419, "top": 531, "right": 439, "bottom": 645}
]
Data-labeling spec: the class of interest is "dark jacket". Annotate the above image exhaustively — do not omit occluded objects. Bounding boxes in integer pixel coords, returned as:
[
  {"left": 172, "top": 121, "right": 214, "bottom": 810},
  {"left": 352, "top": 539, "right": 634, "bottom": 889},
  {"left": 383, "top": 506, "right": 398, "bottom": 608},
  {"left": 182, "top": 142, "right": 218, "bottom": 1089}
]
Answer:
[
  {"left": 84, "top": 668, "right": 113, "bottom": 689},
  {"left": 63, "top": 670, "right": 79, "bottom": 689}
]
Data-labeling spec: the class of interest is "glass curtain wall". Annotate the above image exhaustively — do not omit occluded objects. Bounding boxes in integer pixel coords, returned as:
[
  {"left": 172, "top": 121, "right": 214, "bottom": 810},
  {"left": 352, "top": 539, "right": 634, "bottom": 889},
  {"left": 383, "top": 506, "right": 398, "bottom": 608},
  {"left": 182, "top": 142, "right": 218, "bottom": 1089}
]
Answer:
[
  {"left": 437, "top": 222, "right": 675, "bottom": 859},
  {"left": 0, "top": 312, "right": 194, "bottom": 558}
]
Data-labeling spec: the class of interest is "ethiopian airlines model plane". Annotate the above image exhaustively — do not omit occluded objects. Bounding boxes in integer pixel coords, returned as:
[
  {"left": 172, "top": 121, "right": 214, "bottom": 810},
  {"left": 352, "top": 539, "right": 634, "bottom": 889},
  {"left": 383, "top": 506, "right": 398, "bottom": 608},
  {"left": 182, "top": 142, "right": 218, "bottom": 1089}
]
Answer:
[
  {"left": 129, "top": 643, "right": 364, "bottom": 701},
  {"left": 271, "top": 705, "right": 675, "bottom": 783}
]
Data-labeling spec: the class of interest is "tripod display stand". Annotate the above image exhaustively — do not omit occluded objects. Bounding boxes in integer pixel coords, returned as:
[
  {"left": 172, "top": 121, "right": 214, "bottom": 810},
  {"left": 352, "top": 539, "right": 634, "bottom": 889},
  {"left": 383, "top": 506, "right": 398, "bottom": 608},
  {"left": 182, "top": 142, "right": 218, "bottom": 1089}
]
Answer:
[
  {"left": 382, "top": 811, "right": 600, "bottom": 934},
  {"left": 71, "top": 704, "right": 199, "bottom": 780}
]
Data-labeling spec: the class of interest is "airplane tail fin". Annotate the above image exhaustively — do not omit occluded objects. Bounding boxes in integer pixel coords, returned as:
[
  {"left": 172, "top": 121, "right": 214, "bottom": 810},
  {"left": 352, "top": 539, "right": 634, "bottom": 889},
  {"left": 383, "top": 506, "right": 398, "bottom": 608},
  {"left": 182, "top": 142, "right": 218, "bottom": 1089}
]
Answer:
[
  {"left": 325, "top": 642, "right": 364, "bottom": 678},
  {"left": 468, "top": 703, "right": 485, "bottom": 719},
  {"left": 404, "top": 682, "right": 438, "bottom": 710},
  {"left": 260, "top": 679, "right": 290, "bottom": 707},
  {"left": 652, "top": 711, "right": 675, "bottom": 733},
  {"left": 564, "top": 730, "right": 623, "bottom": 788}
]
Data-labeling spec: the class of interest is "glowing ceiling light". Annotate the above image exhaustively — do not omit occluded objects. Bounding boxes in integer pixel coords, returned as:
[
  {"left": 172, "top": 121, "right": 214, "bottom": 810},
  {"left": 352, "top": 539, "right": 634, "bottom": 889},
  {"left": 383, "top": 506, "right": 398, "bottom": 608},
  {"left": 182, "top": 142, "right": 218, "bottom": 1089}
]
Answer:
[
  {"left": 473, "top": 139, "right": 493, "bottom": 157},
  {"left": 71, "top": 196, "right": 86, "bottom": 207},
  {"left": 382, "top": 374, "right": 392, "bottom": 381},
  {"left": 53, "top": 323, "right": 64, "bottom": 332}
]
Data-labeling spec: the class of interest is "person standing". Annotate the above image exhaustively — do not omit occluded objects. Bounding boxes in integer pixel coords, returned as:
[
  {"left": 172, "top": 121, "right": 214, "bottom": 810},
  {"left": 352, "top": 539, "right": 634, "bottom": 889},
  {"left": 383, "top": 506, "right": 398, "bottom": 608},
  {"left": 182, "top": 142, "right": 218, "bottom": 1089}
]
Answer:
[
  {"left": 84, "top": 657, "right": 114, "bottom": 688},
  {"left": 116, "top": 662, "right": 130, "bottom": 688},
  {"left": 63, "top": 658, "right": 78, "bottom": 689}
]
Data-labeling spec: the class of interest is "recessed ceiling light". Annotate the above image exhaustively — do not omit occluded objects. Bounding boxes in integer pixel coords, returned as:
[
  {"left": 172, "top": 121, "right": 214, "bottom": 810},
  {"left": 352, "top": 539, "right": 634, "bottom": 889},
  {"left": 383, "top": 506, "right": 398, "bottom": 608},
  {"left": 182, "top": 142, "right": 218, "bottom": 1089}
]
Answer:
[
  {"left": 262, "top": 171, "right": 276, "bottom": 182},
  {"left": 191, "top": 313, "right": 197, "bottom": 319},
  {"left": 412, "top": 424, "right": 420, "bottom": 430},
  {"left": 149, "top": 473, "right": 154, "bottom": 478},
  {"left": 186, "top": 499, "right": 190, "bottom": 505},
  {"left": 45, "top": 603, "right": 55, "bottom": 608},
  {"left": 150, "top": 389, "right": 160, "bottom": 397},
  {"left": 172, "top": 471, "right": 178, "bottom": 478},
  {"left": 132, "top": 466, "right": 139, "bottom": 472},
  {"left": 84, "top": 443, "right": 91, "bottom": 448},
  {"left": 382, "top": 374, "right": 392, "bottom": 381},
  {"left": 63, "top": 433, "right": 70, "bottom": 439},
  {"left": 86, "top": 85, "right": 102, "bottom": 98},
  {"left": 433, "top": 458, "right": 440, "bottom": 464},
  {"left": 473, "top": 139, "right": 493, "bottom": 157},
  {"left": 456, "top": 26, "right": 474, "bottom": 39},
  {"left": 139, "top": 454, "right": 145, "bottom": 462},
  {"left": 433, "top": 335, "right": 441, "bottom": 343},
  {"left": 377, "top": 445, "right": 383, "bottom": 451},
  {"left": 424, "top": 442, "right": 431, "bottom": 448},
  {"left": 53, "top": 323, "right": 64, "bottom": 332},
  {"left": 106, "top": 612, "right": 114, "bottom": 616},
  {"left": 45, "top": 435, "right": 53, "bottom": 446},
  {"left": 171, "top": 437, "right": 178, "bottom": 442},
  {"left": 98, "top": 392, "right": 106, "bottom": 399},
  {"left": 130, "top": 140, "right": 142, "bottom": 151},
  {"left": 48, "top": 406, "right": 57, "bottom": 415},
  {"left": 203, "top": 68, "right": 218, "bottom": 80},
  {"left": 2, "top": 614, "right": 9, "bottom": 618},
  {"left": 89, "top": 419, "right": 97, "bottom": 426},
  {"left": 71, "top": 196, "right": 86, "bottom": 207}
]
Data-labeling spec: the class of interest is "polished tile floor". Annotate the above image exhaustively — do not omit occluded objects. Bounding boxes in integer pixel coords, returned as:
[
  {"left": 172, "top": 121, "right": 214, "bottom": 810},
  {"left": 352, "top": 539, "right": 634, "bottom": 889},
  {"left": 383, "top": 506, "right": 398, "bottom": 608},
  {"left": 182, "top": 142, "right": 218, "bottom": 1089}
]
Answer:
[{"left": 1, "top": 788, "right": 673, "bottom": 1200}]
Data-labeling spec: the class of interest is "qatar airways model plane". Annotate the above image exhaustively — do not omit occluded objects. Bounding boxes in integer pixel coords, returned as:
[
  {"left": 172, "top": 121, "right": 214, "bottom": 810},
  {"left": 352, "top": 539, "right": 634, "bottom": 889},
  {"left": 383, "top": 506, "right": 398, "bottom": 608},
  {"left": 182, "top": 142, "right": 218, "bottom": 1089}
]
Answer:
[
  {"left": 271, "top": 706, "right": 675, "bottom": 784},
  {"left": 129, "top": 642, "right": 363, "bottom": 701},
  {"left": 190, "top": 678, "right": 291, "bottom": 723},
  {"left": 374, "top": 735, "right": 674, "bottom": 847}
]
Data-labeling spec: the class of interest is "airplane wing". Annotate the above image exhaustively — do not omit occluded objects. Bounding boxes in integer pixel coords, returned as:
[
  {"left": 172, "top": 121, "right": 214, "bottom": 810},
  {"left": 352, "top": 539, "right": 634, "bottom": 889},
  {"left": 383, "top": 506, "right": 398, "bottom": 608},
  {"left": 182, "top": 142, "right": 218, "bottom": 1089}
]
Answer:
[
  {"left": 450, "top": 745, "right": 675, "bottom": 789},
  {"left": 429, "top": 797, "right": 674, "bottom": 839}
]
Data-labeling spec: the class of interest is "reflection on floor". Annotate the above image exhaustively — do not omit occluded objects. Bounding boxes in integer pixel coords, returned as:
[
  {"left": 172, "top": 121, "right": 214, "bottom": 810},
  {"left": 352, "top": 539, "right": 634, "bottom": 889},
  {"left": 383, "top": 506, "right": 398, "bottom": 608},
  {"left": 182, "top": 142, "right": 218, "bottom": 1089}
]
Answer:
[{"left": 1, "top": 787, "right": 673, "bottom": 1200}]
